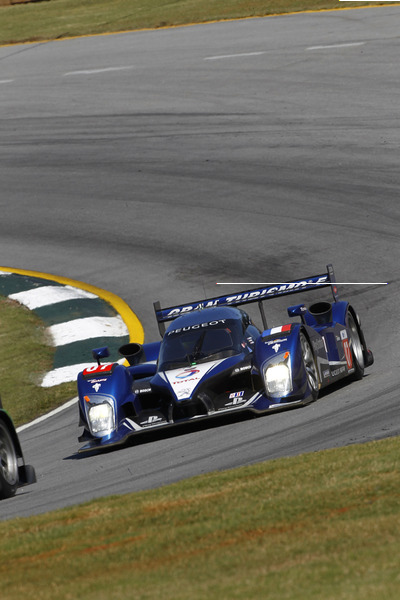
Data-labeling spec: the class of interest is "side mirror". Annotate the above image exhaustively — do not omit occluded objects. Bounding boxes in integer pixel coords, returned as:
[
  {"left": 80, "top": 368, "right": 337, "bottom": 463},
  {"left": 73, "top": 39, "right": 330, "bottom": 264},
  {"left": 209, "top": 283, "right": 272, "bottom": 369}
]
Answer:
[
  {"left": 287, "top": 304, "right": 307, "bottom": 322},
  {"left": 92, "top": 346, "right": 110, "bottom": 365}
]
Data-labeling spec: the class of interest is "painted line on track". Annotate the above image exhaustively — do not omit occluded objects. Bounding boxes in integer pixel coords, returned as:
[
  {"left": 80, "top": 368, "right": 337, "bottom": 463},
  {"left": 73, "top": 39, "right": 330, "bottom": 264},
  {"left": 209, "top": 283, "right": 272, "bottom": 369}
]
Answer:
[
  {"left": 16, "top": 397, "right": 78, "bottom": 433},
  {"left": 63, "top": 66, "right": 135, "bottom": 76},
  {"left": 204, "top": 51, "right": 266, "bottom": 60},
  {"left": 307, "top": 41, "right": 365, "bottom": 50}
]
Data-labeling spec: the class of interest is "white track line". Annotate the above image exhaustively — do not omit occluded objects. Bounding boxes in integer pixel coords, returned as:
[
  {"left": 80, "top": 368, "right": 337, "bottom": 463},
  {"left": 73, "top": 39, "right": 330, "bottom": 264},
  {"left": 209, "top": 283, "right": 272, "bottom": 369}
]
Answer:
[
  {"left": 16, "top": 397, "right": 78, "bottom": 433},
  {"left": 204, "top": 51, "right": 266, "bottom": 61},
  {"left": 307, "top": 42, "right": 365, "bottom": 51},
  {"left": 63, "top": 66, "right": 134, "bottom": 76}
]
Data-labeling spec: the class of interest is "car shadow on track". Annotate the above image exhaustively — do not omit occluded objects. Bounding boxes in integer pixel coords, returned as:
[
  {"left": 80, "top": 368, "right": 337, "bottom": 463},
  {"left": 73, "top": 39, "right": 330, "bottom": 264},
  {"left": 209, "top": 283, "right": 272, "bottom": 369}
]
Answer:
[
  {"left": 63, "top": 374, "right": 372, "bottom": 461},
  {"left": 63, "top": 410, "right": 259, "bottom": 461}
]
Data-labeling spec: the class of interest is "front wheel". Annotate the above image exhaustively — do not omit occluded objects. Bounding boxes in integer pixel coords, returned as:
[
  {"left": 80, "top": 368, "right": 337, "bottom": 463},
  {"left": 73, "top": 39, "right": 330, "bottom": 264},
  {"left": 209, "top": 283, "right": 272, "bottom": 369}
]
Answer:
[
  {"left": 0, "top": 421, "right": 19, "bottom": 499},
  {"left": 300, "top": 333, "right": 319, "bottom": 402},
  {"left": 347, "top": 312, "right": 365, "bottom": 380}
]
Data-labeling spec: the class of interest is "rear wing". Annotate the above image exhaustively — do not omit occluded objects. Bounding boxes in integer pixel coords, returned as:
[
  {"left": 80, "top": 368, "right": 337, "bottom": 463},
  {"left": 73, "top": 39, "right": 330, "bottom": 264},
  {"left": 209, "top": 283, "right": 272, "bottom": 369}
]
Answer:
[{"left": 154, "top": 264, "right": 338, "bottom": 336}]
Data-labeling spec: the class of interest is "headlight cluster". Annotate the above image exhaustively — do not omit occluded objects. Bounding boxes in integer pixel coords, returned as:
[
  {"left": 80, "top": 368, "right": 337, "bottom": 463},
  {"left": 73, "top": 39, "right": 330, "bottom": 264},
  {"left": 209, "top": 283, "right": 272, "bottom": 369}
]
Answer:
[
  {"left": 263, "top": 353, "right": 292, "bottom": 397},
  {"left": 84, "top": 395, "right": 115, "bottom": 436}
]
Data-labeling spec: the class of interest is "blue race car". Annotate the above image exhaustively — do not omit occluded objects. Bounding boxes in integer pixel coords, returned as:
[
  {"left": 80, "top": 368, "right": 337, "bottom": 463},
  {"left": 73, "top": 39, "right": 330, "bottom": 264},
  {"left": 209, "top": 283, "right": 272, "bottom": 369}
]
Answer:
[
  {"left": 0, "top": 406, "right": 36, "bottom": 499},
  {"left": 76, "top": 265, "right": 374, "bottom": 453}
]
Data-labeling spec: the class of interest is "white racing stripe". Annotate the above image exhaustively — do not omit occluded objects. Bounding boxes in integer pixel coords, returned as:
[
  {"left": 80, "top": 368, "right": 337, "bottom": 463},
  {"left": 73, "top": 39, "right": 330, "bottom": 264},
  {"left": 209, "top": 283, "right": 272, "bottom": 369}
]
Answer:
[
  {"left": 48, "top": 315, "right": 128, "bottom": 346},
  {"left": 9, "top": 285, "right": 97, "bottom": 310}
]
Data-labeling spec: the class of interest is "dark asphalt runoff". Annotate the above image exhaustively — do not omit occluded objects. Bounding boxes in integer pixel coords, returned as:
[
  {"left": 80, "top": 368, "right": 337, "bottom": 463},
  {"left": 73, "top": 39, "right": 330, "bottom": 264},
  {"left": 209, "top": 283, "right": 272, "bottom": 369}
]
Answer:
[{"left": 1, "top": 7, "right": 399, "bottom": 519}]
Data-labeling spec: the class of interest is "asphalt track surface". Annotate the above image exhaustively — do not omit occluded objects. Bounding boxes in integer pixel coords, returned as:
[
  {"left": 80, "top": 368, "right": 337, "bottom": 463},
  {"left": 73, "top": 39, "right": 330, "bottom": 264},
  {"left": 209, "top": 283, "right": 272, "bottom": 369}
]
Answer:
[{"left": 1, "top": 7, "right": 399, "bottom": 519}]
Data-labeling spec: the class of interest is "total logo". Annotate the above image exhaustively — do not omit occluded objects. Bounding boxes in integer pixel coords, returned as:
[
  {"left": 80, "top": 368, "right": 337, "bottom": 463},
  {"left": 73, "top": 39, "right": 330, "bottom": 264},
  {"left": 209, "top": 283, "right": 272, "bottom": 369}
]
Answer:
[{"left": 175, "top": 367, "right": 200, "bottom": 379}]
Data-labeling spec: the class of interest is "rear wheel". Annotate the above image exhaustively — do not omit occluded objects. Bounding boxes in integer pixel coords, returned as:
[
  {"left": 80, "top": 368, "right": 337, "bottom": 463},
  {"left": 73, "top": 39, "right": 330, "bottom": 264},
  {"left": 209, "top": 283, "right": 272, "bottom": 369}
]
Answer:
[
  {"left": 0, "top": 421, "right": 19, "bottom": 499},
  {"left": 300, "top": 333, "right": 319, "bottom": 402},
  {"left": 347, "top": 312, "right": 365, "bottom": 380}
]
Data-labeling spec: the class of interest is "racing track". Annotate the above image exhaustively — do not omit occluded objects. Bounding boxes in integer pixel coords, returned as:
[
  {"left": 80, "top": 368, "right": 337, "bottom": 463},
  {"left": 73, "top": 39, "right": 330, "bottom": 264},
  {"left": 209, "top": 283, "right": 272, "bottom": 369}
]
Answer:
[{"left": 1, "top": 7, "right": 399, "bottom": 519}]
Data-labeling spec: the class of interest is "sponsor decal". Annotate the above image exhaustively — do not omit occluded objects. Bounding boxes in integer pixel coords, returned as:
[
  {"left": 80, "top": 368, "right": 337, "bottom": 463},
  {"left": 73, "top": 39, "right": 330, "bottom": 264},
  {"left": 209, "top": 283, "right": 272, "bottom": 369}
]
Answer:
[
  {"left": 225, "top": 394, "right": 246, "bottom": 407},
  {"left": 133, "top": 386, "right": 152, "bottom": 394},
  {"left": 265, "top": 338, "right": 287, "bottom": 345},
  {"left": 140, "top": 415, "right": 164, "bottom": 427},
  {"left": 167, "top": 319, "right": 227, "bottom": 336},
  {"left": 175, "top": 367, "right": 200, "bottom": 379},
  {"left": 166, "top": 300, "right": 220, "bottom": 318},
  {"left": 176, "top": 388, "right": 192, "bottom": 399},
  {"left": 229, "top": 391, "right": 244, "bottom": 399},
  {"left": 166, "top": 359, "right": 225, "bottom": 400},
  {"left": 82, "top": 363, "right": 114, "bottom": 376},
  {"left": 331, "top": 365, "right": 346, "bottom": 377},
  {"left": 232, "top": 364, "right": 252, "bottom": 374},
  {"left": 312, "top": 338, "right": 325, "bottom": 352},
  {"left": 223, "top": 278, "right": 328, "bottom": 305},
  {"left": 342, "top": 339, "right": 353, "bottom": 369},
  {"left": 164, "top": 277, "right": 328, "bottom": 318}
]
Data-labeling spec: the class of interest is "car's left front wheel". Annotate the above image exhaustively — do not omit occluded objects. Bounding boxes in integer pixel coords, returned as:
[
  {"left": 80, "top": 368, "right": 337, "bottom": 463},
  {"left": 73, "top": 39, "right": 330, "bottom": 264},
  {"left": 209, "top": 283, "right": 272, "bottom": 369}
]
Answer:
[
  {"left": 300, "top": 332, "right": 319, "bottom": 402},
  {"left": 0, "top": 421, "right": 19, "bottom": 499}
]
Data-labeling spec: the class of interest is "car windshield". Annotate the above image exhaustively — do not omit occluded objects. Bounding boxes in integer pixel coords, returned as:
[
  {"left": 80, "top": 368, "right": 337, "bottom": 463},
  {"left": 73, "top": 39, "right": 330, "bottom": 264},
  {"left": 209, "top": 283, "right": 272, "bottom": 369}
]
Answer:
[{"left": 158, "top": 319, "right": 243, "bottom": 371}]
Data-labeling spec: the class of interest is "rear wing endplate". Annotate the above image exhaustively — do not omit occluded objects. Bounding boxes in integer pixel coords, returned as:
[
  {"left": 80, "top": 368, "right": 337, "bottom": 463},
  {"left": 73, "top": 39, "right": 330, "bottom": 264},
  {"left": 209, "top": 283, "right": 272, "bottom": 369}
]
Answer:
[{"left": 154, "top": 264, "right": 338, "bottom": 336}]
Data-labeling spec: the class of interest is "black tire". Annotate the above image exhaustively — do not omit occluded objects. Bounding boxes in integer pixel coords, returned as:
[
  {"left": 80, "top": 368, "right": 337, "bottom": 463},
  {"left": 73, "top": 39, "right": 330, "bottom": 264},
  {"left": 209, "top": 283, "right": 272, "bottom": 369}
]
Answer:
[
  {"left": 346, "top": 311, "right": 365, "bottom": 381},
  {"left": 0, "top": 421, "right": 19, "bottom": 499},
  {"left": 300, "top": 332, "right": 319, "bottom": 402}
]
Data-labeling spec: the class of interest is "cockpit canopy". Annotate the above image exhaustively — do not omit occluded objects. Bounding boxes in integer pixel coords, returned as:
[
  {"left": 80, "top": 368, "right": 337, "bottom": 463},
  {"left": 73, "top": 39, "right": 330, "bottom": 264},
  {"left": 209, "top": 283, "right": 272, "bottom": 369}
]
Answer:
[{"left": 158, "top": 308, "right": 249, "bottom": 371}]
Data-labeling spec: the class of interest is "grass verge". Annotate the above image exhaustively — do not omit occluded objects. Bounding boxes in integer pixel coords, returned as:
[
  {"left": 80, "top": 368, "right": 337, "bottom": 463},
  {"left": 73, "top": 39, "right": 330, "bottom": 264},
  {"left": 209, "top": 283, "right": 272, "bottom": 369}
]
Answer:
[
  {"left": 0, "top": 296, "right": 76, "bottom": 427},
  {"left": 0, "top": 0, "right": 390, "bottom": 46},
  {"left": 1, "top": 436, "right": 399, "bottom": 599}
]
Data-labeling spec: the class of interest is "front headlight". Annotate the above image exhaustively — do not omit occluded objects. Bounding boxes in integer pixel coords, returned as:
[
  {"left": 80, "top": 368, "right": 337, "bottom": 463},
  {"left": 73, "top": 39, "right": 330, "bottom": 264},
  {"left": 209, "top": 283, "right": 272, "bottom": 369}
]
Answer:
[
  {"left": 88, "top": 403, "right": 114, "bottom": 434},
  {"left": 263, "top": 353, "right": 292, "bottom": 396},
  {"left": 265, "top": 364, "right": 291, "bottom": 394},
  {"left": 85, "top": 395, "right": 115, "bottom": 436}
]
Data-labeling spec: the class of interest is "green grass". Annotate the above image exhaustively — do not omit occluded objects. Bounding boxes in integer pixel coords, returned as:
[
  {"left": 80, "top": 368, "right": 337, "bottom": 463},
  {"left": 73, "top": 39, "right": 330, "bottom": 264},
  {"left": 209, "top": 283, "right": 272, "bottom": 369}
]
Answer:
[
  {"left": 0, "top": 0, "right": 389, "bottom": 46},
  {"left": 1, "top": 436, "right": 399, "bottom": 599},
  {"left": 0, "top": 296, "right": 76, "bottom": 427}
]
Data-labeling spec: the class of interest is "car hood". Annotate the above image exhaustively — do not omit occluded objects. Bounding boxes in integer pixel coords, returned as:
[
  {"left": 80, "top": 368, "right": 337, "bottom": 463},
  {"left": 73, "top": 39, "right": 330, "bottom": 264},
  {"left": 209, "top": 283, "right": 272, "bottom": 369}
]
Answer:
[{"left": 158, "top": 354, "right": 243, "bottom": 402}]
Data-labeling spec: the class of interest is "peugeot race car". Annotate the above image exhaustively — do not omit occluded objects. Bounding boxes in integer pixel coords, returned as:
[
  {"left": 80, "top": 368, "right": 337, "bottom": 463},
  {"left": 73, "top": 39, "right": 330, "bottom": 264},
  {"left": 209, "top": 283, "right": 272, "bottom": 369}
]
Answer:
[
  {"left": 0, "top": 405, "right": 36, "bottom": 499},
  {"left": 76, "top": 265, "right": 373, "bottom": 452}
]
